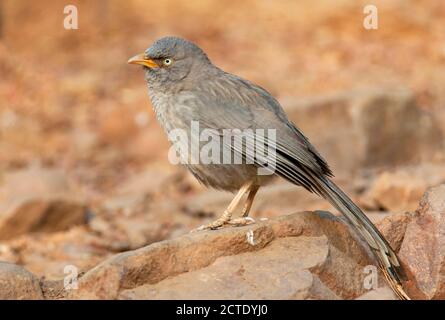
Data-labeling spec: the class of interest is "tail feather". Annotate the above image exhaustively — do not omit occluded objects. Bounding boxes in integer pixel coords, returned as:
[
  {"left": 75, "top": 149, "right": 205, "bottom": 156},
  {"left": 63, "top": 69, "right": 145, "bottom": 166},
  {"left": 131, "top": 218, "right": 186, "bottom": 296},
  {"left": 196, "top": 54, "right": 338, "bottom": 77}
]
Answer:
[{"left": 313, "top": 175, "right": 410, "bottom": 300}]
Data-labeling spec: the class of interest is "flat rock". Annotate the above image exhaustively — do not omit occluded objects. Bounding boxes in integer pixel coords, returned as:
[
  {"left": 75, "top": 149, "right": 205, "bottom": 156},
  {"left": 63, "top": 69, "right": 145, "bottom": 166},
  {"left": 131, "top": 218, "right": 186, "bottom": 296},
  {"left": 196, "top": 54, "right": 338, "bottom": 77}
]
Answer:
[
  {"left": 118, "top": 236, "right": 340, "bottom": 300},
  {"left": 68, "top": 211, "right": 391, "bottom": 300}
]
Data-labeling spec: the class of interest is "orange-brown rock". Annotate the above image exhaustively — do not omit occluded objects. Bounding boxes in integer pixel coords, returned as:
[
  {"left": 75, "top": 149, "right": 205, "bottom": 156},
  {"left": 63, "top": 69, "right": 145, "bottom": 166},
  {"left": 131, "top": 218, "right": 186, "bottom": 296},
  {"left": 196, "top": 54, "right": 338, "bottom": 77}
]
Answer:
[
  {"left": 68, "top": 211, "right": 392, "bottom": 300},
  {"left": 399, "top": 185, "right": 445, "bottom": 299},
  {"left": 364, "top": 164, "right": 445, "bottom": 213},
  {"left": 0, "top": 262, "right": 43, "bottom": 300},
  {"left": 0, "top": 167, "right": 88, "bottom": 240}
]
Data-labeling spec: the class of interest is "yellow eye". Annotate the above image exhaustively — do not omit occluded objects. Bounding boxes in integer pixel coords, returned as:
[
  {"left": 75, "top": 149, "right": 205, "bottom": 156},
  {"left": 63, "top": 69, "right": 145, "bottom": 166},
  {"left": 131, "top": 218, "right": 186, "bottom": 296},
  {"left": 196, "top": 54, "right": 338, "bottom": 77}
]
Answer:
[{"left": 163, "top": 58, "right": 173, "bottom": 66}]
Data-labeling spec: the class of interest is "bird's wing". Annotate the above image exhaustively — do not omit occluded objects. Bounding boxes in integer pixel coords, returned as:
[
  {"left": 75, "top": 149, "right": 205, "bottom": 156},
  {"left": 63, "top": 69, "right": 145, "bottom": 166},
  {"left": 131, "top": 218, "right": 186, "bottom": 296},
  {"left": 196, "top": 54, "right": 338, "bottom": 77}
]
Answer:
[
  {"left": 177, "top": 73, "right": 332, "bottom": 193},
  {"left": 185, "top": 76, "right": 409, "bottom": 298},
  {"left": 175, "top": 73, "right": 409, "bottom": 299}
]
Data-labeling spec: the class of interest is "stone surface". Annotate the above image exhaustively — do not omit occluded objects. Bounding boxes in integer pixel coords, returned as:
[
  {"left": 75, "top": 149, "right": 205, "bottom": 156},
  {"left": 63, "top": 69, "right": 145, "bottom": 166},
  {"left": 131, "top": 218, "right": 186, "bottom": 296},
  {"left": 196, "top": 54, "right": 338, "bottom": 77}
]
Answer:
[
  {"left": 68, "top": 211, "right": 387, "bottom": 300},
  {"left": 0, "top": 262, "right": 43, "bottom": 300},
  {"left": 282, "top": 89, "right": 443, "bottom": 173},
  {"left": 119, "top": 236, "right": 340, "bottom": 300},
  {"left": 375, "top": 212, "right": 412, "bottom": 252},
  {"left": 398, "top": 184, "right": 445, "bottom": 299}
]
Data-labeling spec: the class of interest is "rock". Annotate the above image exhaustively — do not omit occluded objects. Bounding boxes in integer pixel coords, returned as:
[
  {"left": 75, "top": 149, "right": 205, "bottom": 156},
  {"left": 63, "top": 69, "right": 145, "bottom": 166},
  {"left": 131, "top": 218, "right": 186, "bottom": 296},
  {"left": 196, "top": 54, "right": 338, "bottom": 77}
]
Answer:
[
  {"left": 90, "top": 201, "right": 199, "bottom": 251},
  {"left": 0, "top": 167, "right": 88, "bottom": 240},
  {"left": 3, "top": 226, "right": 112, "bottom": 280},
  {"left": 375, "top": 212, "right": 412, "bottom": 252},
  {"left": 365, "top": 172, "right": 427, "bottom": 213},
  {"left": 282, "top": 88, "right": 443, "bottom": 174},
  {"left": 355, "top": 287, "right": 396, "bottom": 300},
  {"left": 0, "top": 262, "right": 43, "bottom": 299},
  {"left": 119, "top": 236, "right": 340, "bottom": 300},
  {"left": 0, "top": 199, "right": 88, "bottom": 241},
  {"left": 399, "top": 184, "right": 445, "bottom": 299},
  {"left": 363, "top": 164, "right": 445, "bottom": 213},
  {"left": 95, "top": 169, "right": 201, "bottom": 251},
  {"left": 69, "top": 211, "right": 392, "bottom": 300}
]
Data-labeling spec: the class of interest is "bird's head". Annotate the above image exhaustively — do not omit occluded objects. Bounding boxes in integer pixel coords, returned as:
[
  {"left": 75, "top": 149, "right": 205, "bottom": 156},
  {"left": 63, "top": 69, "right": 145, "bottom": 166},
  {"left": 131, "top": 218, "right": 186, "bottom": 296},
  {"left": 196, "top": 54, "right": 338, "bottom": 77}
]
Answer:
[{"left": 128, "top": 36, "right": 213, "bottom": 90}]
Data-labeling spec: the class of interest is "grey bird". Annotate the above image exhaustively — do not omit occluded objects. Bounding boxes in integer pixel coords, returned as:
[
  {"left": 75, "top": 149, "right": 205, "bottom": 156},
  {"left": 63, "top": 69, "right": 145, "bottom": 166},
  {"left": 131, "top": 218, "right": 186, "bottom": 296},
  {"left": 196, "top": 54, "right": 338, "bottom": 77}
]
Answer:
[{"left": 128, "top": 36, "right": 409, "bottom": 299}]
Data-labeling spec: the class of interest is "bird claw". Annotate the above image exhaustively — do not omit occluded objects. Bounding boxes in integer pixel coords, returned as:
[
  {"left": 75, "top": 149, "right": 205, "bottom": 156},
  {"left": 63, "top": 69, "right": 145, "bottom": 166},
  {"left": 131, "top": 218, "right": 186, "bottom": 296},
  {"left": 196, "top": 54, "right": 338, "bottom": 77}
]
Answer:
[
  {"left": 191, "top": 217, "right": 256, "bottom": 233},
  {"left": 227, "top": 217, "right": 256, "bottom": 226}
]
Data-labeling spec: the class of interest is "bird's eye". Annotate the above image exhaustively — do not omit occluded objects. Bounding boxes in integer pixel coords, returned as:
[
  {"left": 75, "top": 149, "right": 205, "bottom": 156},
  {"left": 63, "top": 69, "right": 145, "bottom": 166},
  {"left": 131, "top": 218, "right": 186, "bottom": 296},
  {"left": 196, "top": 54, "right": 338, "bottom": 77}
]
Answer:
[{"left": 163, "top": 58, "right": 173, "bottom": 66}]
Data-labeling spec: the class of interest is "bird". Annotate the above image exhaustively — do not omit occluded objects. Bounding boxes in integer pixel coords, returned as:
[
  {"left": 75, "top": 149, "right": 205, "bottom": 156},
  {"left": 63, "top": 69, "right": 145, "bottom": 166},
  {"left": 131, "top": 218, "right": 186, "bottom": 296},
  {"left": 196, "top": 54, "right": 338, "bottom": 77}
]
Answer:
[{"left": 128, "top": 36, "right": 410, "bottom": 300}]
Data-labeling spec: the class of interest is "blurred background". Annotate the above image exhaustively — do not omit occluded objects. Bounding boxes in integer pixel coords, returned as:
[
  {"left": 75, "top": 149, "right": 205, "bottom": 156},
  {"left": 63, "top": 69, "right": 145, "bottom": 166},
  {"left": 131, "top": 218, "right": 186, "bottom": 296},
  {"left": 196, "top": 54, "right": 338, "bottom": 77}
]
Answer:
[{"left": 0, "top": 0, "right": 444, "bottom": 281}]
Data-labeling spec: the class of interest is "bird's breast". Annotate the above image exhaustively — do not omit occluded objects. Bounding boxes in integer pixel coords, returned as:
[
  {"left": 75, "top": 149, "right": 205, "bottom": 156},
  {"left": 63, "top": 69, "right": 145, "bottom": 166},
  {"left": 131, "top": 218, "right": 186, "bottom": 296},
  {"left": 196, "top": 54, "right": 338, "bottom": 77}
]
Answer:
[{"left": 148, "top": 90, "right": 198, "bottom": 133}]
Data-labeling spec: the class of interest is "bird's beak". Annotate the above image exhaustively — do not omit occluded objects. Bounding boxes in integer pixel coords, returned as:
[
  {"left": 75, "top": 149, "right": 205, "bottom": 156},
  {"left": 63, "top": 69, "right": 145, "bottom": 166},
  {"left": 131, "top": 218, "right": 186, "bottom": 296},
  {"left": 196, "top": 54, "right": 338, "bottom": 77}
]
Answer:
[{"left": 127, "top": 53, "right": 159, "bottom": 68}]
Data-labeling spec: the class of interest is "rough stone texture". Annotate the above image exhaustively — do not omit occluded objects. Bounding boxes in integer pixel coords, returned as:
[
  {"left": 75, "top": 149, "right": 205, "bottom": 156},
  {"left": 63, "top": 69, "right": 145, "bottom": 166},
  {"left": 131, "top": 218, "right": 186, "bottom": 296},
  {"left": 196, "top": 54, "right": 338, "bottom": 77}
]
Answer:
[
  {"left": 398, "top": 184, "right": 445, "bottom": 299},
  {"left": 119, "top": 236, "right": 340, "bottom": 300},
  {"left": 375, "top": 212, "right": 412, "bottom": 253},
  {"left": 0, "top": 262, "right": 43, "bottom": 300},
  {"left": 282, "top": 89, "right": 443, "bottom": 174},
  {"left": 68, "top": 211, "right": 387, "bottom": 300}
]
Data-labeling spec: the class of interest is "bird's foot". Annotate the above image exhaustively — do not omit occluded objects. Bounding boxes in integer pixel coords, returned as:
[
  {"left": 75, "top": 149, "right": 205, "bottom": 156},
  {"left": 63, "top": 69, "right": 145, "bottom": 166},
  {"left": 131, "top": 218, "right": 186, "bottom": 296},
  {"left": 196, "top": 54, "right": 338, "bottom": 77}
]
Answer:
[
  {"left": 191, "top": 217, "right": 255, "bottom": 232},
  {"left": 227, "top": 217, "right": 256, "bottom": 226}
]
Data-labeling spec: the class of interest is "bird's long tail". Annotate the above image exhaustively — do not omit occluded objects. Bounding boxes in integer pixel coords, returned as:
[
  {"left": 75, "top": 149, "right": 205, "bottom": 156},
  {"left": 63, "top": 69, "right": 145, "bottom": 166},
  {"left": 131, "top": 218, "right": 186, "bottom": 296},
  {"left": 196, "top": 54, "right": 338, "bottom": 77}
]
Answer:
[{"left": 312, "top": 174, "right": 410, "bottom": 300}]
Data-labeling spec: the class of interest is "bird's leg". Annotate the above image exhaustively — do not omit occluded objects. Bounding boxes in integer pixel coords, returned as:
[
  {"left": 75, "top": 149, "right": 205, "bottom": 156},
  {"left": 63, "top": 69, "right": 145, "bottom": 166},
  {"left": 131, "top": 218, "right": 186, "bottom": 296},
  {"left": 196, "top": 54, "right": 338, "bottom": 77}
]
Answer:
[
  {"left": 192, "top": 182, "right": 255, "bottom": 232},
  {"left": 242, "top": 185, "right": 259, "bottom": 217},
  {"left": 227, "top": 185, "right": 260, "bottom": 225}
]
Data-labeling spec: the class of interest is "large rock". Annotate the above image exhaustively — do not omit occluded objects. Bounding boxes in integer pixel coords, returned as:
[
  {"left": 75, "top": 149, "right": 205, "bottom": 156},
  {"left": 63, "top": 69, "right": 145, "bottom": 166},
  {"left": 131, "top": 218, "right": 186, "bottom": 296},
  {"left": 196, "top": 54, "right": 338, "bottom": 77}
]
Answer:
[
  {"left": 0, "top": 167, "right": 88, "bottom": 240},
  {"left": 399, "top": 184, "right": 445, "bottom": 299},
  {"left": 119, "top": 236, "right": 340, "bottom": 300},
  {"left": 282, "top": 88, "right": 443, "bottom": 174},
  {"left": 0, "top": 262, "right": 43, "bottom": 299},
  {"left": 363, "top": 164, "right": 445, "bottom": 213},
  {"left": 68, "top": 211, "right": 394, "bottom": 300}
]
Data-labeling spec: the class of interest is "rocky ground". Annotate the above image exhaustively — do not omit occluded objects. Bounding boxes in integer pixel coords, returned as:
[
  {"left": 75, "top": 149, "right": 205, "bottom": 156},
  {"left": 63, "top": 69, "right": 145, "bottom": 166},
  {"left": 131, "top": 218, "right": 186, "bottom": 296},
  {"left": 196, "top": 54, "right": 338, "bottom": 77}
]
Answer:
[
  {"left": 1, "top": 0, "right": 445, "bottom": 300},
  {"left": 0, "top": 88, "right": 444, "bottom": 300}
]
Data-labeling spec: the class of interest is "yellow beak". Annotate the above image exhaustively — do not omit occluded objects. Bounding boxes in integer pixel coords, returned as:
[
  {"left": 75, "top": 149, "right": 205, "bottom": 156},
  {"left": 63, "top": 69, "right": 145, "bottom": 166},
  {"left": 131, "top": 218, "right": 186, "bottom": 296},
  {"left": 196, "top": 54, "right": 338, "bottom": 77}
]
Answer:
[{"left": 127, "top": 53, "right": 159, "bottom": 68}]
